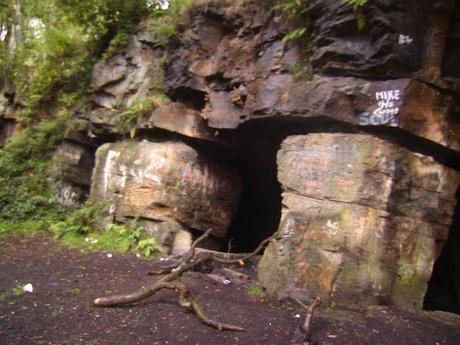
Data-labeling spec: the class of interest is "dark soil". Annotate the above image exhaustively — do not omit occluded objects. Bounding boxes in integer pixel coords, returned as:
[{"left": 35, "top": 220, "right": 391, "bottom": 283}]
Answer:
[{"left": 1, "top": 233, "right": 460, "bottom": 345}]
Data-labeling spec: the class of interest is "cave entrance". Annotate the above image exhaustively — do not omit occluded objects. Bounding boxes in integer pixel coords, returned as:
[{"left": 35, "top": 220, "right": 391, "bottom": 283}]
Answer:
[
  {"left": 424, "top": 187, "right": 460, "bottom": 314},
  {"left": 216, "top": 117, "right": 352, "bottom": 253},
  {"left": 223, "top": 145, "right": 282, "bottom": 253}
]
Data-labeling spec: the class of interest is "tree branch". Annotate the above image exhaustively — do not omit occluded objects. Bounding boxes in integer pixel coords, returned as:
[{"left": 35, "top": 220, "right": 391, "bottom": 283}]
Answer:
[
  {"left": 92, "top": 229, "right": 276, "bottom": 332},
  {"left": 300, "top": 297, "right": 321, "bottom": 338}
]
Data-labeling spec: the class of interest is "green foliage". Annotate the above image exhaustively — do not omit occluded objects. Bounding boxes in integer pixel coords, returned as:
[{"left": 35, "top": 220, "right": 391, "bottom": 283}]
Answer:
[
  {"left": 342, "top": 0, "right": 368, "bottom": 10},
  {"left": 2, "top": 0, "right": 162, "bottom": 121},
  {"left": 274, "top": 0, "right": 369, "bottom": 44},
  {"left": 51, "top": 201, "right": 107, "bottom": 240},
  {"left": 51, "top": 204, "right": 162, "bottom": 257},
  {"left": 272, "top": 0, "right": 309, "bottom": 18},
  {"left": 342, "top": 0, "right": 368, "bottom": 30},
  {"left": 0, "top": 291, "right": 7, "bottom": 302},
  {"left": 101, "top": 32, "right": 130, "bottom": 60},
  {"left": 54, "top": 0, "right": 154, "bottom": 49},
  {"left": 22, "top": 24, "right": 92, "bottom": 102},
  {"left": 0, "top": 0, "right": 163, "bottom": 239},
  {"left": 247, "top": 284, "right": 267, "bottom": 300},
  {"left": 272, "top": 0, "right": 310, "bottom": 45},
  {"left": 13, "top": 284, "right": 26, "bottom": 297},
  {"left": 282, "top": 27, "right": 306, "bottom": 44},
  {"left": 136, "top": 238, "right": 162, "bottom": 257},
  {"left": 117, "top": 93, "right": 169, "bottom": 134},
  {"left": 0, "top": 114, "right": 71, "bottom": 230},
  {"left": 147, "top": 0, "right": 195, "bottom": 47}
]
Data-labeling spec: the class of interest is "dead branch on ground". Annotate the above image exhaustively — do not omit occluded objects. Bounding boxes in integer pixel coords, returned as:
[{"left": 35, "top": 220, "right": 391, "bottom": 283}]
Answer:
[
  {"left": 92, "top": 229, "right": 278, "bottom": 331},
  {"left": 290, "top": 296, "right": 321, "bottom": 345},
  {"left": 300, "top": 297, "right": 321, "bottom": 339}
]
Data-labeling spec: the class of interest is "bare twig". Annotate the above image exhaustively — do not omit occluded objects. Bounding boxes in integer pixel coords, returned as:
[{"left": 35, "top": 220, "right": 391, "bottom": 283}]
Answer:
[
  {"left": 300, "top": 297, "right": 321, "bottom": 339},
  {"left": 92, "top": 229, "right": 276, "bottom": 332},
  {"left": 291, "top": 296, "right": 309, "bottom": 310},
  {"left": 188, "top": 291, "right": 245, "bottom": 331},
  {"left": 212, "top": 233, "right": 277, "bottom": 264},
  {"left": 183, "top": 228, "right": 213, "bottom": 263},
  {"left": 93, "top": 281, "right": 183, "bottom": 307}
]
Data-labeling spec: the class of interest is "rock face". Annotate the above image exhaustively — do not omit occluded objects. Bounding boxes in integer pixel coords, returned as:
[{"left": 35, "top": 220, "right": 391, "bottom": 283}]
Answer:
[
  {"left": 90, "top": 140, "right": 241, "bottom": 253},
  {"left": 44, "top": 0, "right": 460, "bottom": 311},
  {"left": 0, "top": 93, "right": 19, "bottom": 146},
  {"left": 258, "top": 133, "right": 460, "bottom": 308},
  {"left": 163, "top": 1, "right": 460, "bottom": 152}
]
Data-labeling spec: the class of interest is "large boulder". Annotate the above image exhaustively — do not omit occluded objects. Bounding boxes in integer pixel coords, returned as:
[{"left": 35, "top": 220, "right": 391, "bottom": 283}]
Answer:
[
  {"left": 258, "top": 133, "right": 460, "bottom": 309},
  {"left": 90, "top": 140, "right": 241, "bottom": 253}
]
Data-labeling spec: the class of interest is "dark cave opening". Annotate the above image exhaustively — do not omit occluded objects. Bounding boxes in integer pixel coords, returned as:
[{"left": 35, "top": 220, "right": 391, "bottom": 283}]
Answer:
[
  {"left": 424, "top": 187, "right": 460, "bottom": 314},
  {"left": 223, "top": 146, "right": 282, "bottom": 253},
  {"left": 214, "top": 117, "right": 355, "bottom": 253}
]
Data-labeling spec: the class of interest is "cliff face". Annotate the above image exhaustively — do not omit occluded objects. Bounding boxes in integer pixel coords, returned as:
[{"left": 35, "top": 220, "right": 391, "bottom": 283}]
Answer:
[{"left": 31, "top": 0, "right": 460, "bottom": 311}]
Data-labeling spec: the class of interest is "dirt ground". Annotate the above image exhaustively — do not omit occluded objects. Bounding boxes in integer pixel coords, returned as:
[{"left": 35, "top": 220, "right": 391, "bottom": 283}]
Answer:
[{"left": 1, "top": 233, "right": 460, "bottom": 345}]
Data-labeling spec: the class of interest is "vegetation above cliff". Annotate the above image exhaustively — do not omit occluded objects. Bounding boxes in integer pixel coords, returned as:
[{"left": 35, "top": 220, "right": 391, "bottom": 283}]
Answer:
[{"left": 0, "top": 0, "right": 184, "bottom": 243}]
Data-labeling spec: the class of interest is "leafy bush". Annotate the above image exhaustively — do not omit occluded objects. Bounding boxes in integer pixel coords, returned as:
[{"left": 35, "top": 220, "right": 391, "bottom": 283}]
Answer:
[
  {"left": 272, "top": 0, "right": 309, "bottom": 41},
  {"left": 147, "top": 0, "right": 195, "bottom": 47},
  {"left": 247, "top": 285, "right": 267, "bottom": 300},
  {"left": 51, "top": 205, "right": 162, "bottom": 257},
  {"left": 136, "top": 238, "right": 162, "bottom": 257},
  {"left": 0, "top": 115, "right": 71, "bottom": 228},
  {"left": 52, "top": 201, "right": 107, "bottom": 240}
]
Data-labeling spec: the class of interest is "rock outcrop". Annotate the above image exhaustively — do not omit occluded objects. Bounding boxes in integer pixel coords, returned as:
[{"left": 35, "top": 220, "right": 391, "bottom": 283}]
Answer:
[
  {"left": 258, "top": 133, "right": 460, "bottom": 309},
  {"left": 44, "top": 0, "right": 460, "bottom": 312},
  {"left": 0, "top": 93, "right": 19, "bottom": 146},
  {"left": 90, "top": 140, "right": 241, "bottom": 253}
]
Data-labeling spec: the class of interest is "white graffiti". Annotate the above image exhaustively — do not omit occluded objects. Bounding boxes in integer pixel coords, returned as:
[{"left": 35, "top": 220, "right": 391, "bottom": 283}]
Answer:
[
  {"left": 359, "top": 89, "right": 401, "bottom": 127},
  {"left": 398, "top": 34, "right": 413, "bottom": 45},
  {"left": 324, "top": 220, "right": 339, "bottom": 236},
  {"left": 102, "top": 150, "right": 120, "bottom": 196},
  {"left": 283, "top": 218, "right": 296, "bottom": 238},
  {"left": 58, "top": 185, "right": 83, "bottom": 208}
]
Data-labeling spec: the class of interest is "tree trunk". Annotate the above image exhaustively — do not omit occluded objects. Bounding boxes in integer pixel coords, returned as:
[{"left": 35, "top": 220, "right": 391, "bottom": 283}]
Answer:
[{"left": 4, "top": 0, "right": 23, "bottom": 98}]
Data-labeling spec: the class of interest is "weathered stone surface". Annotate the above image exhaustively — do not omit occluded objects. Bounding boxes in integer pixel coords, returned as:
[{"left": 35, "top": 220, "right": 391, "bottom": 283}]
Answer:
[
  {"left": 89, "top": 32, "right": 164, "bottom": 110},
  {"left": 67, "top": 0, "right": 459, "bottom": 160},
  {"left": 90, "top": 140, "right": 241, "bottom": 251},
  {"left": 63, "top": 118, "right": 100, "bottom": 147},
  {"left": 161, "top": 1, "right": 460, "bottom": 153},
  {"left": 259, "top": 133, "right": 460, "bottom": 309},
  {"left": 308, "top": 0, "right": 455, "bottom": 79},
  {"left": 0, "top": 93, "right": 19, "bottom": 146},
  {"left": 442, "top": 4, "right": 460, "bottom": 83},
  {"left": 277, "top": 134, "right": 459, "bottom": 223},
  {"left": 137, "top": 102, "right": 214, "bottom": 141},
  {"left": 0, "top": 116, "right": 18, "bottom": 146},
  {"left": 48, "top": 141, "right": 96, "bottom": 208}
]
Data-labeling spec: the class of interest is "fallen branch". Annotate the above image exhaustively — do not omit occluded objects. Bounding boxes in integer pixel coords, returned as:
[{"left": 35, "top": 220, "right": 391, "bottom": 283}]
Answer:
[
  {"left": 93, "top": 281, "right": 183, "bottom": 307},
  {"left": 211, "top": 233, "right": 276, "bottom": 264},
  {"left": 186, "top": 290, "right": 245, "bottom": 331},
  {"left": 300, "top": 297, "right": 321, "bottom": 338},
  {"left": 92, "top": 228, "right": 263, "bottom": 331},
  {"left": 290, "top": 296, "right": 321, "bottom": 345}
]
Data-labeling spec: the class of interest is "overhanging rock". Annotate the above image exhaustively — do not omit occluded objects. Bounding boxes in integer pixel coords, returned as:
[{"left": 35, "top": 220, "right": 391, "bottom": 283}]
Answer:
[{"left": 258, "top": 133, "right": 460, "bottom": 309}]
